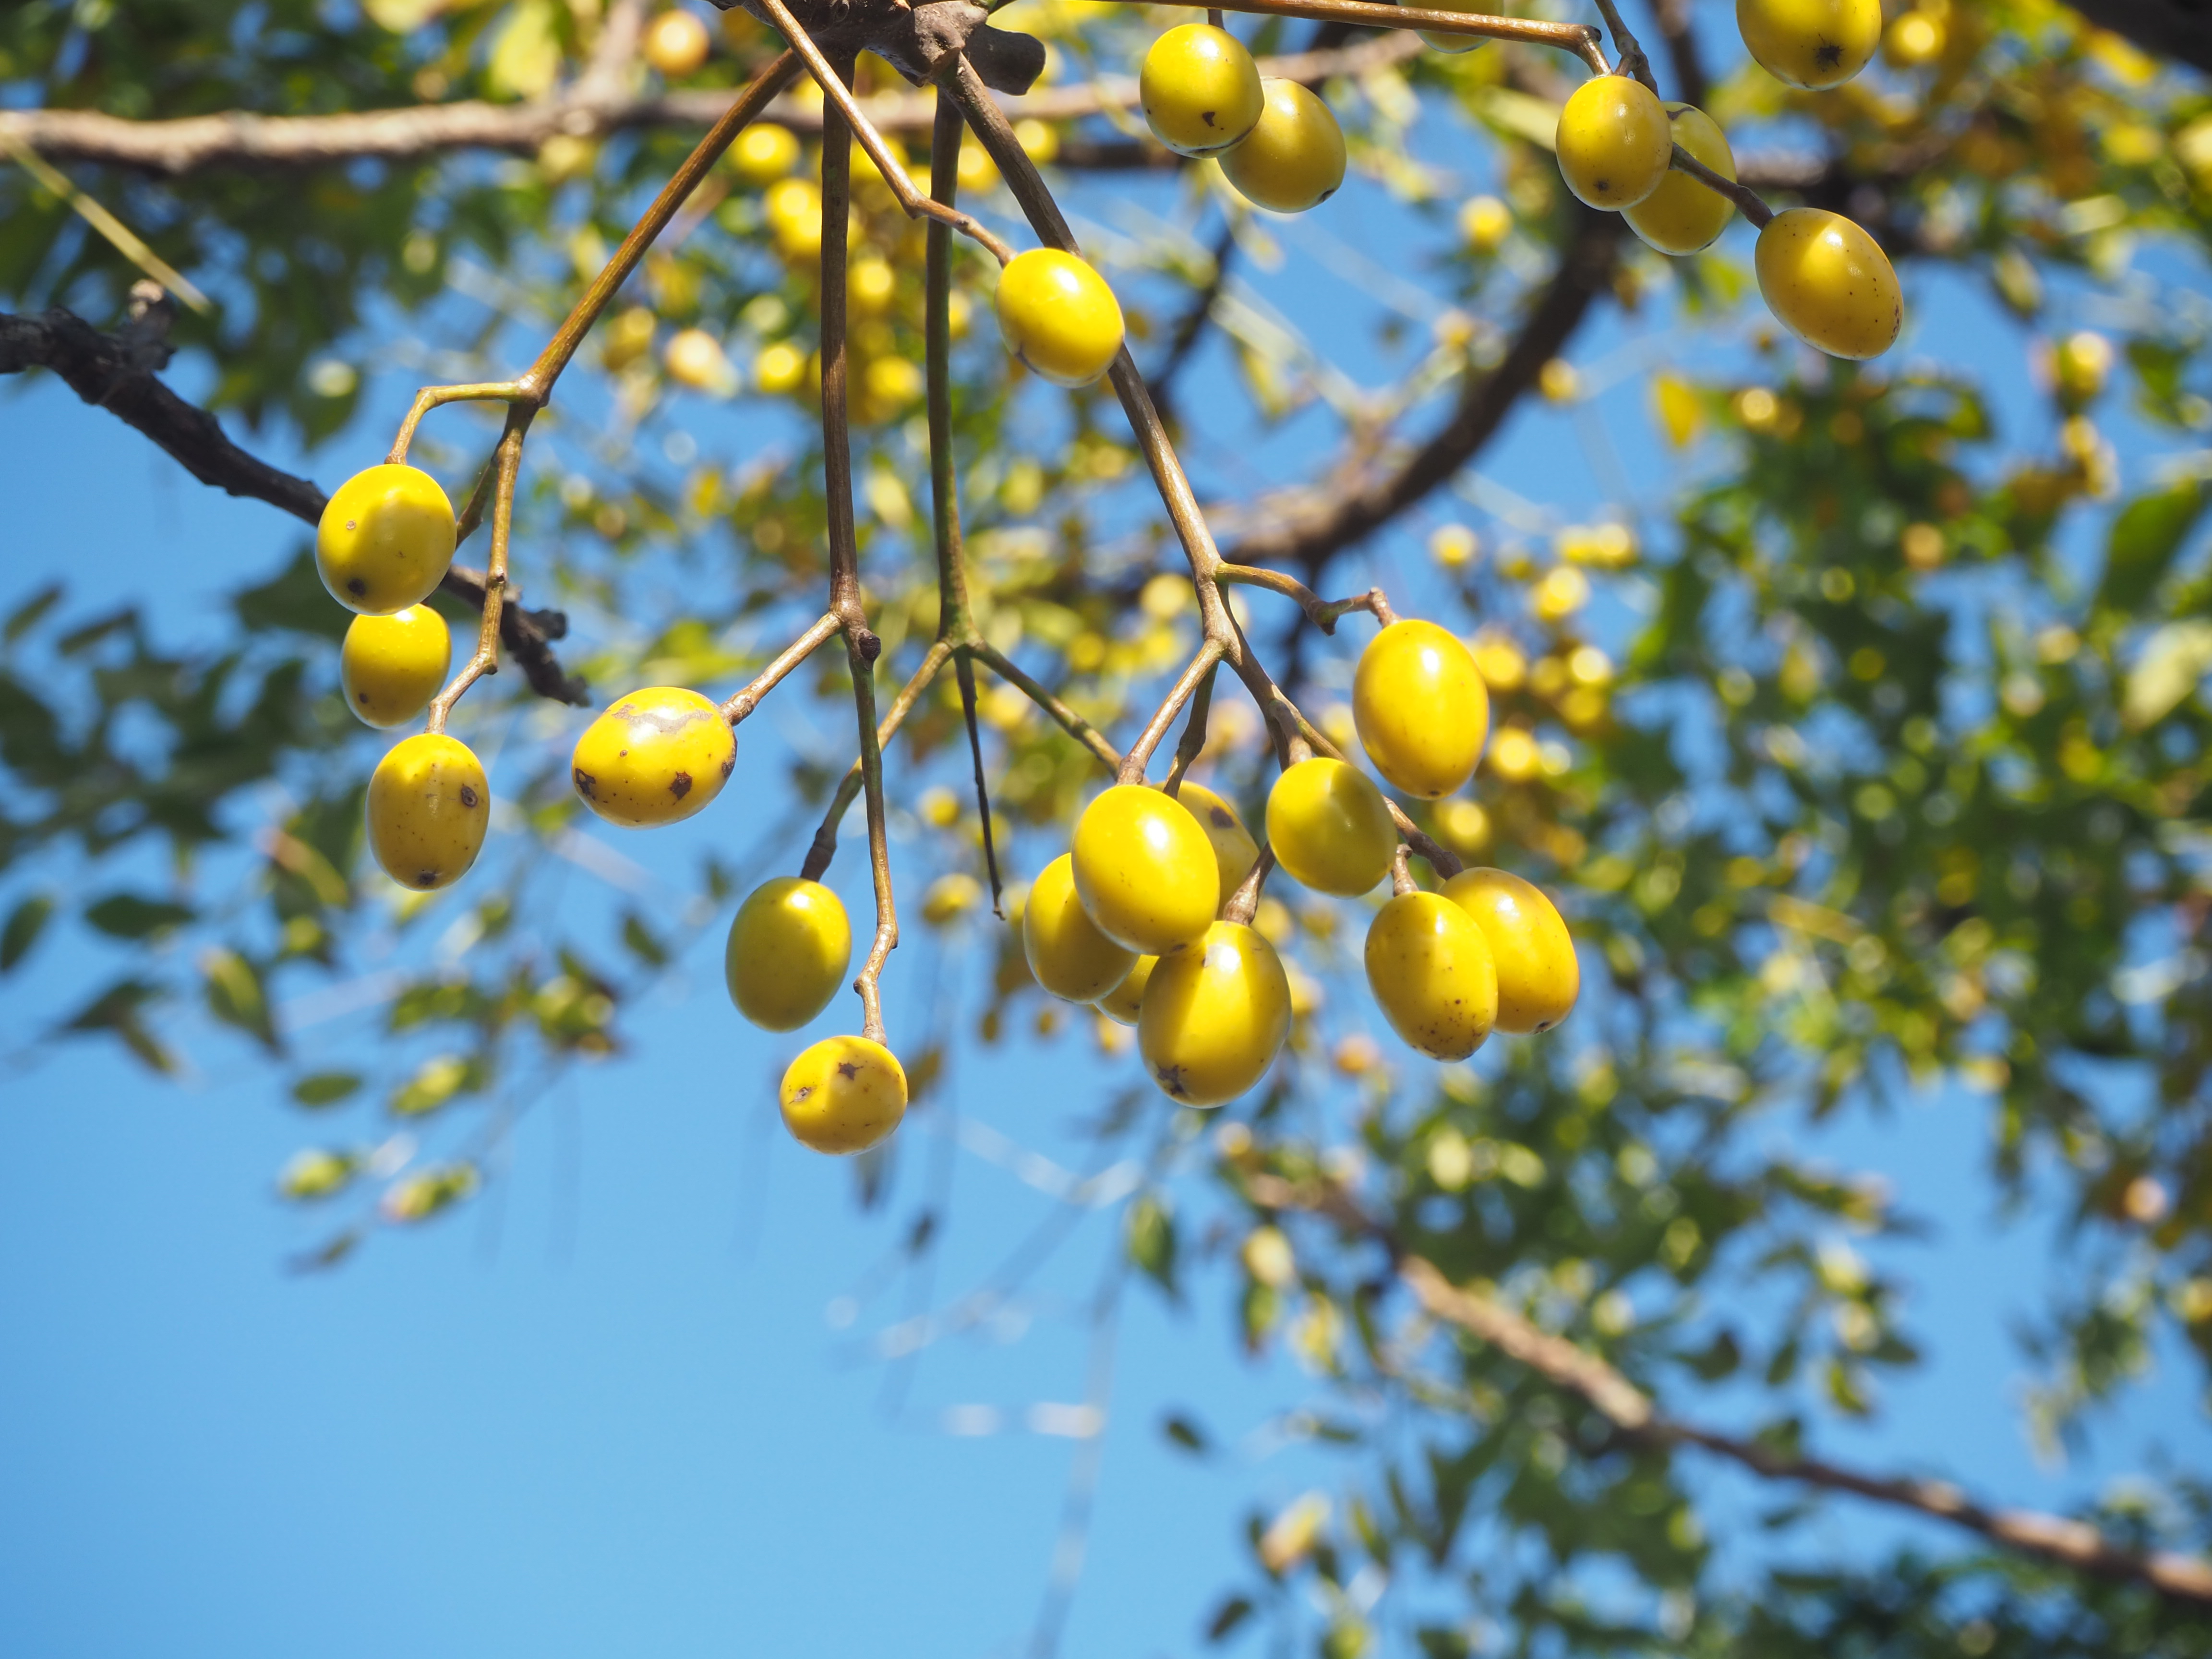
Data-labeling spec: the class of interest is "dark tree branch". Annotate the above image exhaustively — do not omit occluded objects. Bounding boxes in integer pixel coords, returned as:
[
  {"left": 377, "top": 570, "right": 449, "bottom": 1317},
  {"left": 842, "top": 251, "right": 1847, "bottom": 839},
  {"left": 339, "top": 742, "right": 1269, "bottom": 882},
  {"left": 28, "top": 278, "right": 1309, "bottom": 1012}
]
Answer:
[
  {"left": 1149, "top": 220, "right": 1239, "bottom": 433},
  {"left": 2063, "top": 0, "right": 2212, "bottom": 76},
  {"left": 1653, "top": 0, "right": 1708, "bottom": 107}
]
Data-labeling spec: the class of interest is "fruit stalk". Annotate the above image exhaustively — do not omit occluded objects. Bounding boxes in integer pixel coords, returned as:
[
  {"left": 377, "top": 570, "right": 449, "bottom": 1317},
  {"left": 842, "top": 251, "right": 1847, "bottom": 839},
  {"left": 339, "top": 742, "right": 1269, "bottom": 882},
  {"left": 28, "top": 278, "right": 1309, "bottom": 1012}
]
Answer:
[
  {"left": 718, "top": 610, "right": 843, "bottom": 723},
  {"left": 801, "top": 642, "right": 956, "bottom": 882},
  {"left": 424, "top": 408, "right": 527, "bottom": 733},
  {"left": 1160, "top": 661, "right": 1218, "bottom": 796},
  {"left": 1159, "top": 0, "right": 1609, "bottom": 72},
  {"left": 1220, "top": 845, "right": 1276, "bottom": 926},
  {"left": 1117, "top": 638, "right": 1226, "bottom": 785},
  {"left": 1588, "top": 0, "right": 1659, "bottom": 92},
  {"left": 1670, "top": 143, "right": 1773, "bottom": 228}
]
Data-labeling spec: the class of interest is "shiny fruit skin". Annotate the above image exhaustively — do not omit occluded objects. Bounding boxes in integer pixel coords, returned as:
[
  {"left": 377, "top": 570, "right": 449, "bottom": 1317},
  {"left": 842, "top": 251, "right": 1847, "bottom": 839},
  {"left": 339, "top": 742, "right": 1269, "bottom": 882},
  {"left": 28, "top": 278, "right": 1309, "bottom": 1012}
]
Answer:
[
  {"left": 1755, "top": 208, "right": 1902, "bottom": 361},
  {"left": 1137, "top": 922, "right": 1291, "bottom": 1107},
  {"left": 340, "top": 604, "right": 450, "bottom": 729},
  {"left": 367, "top": 733, "right": 489, "bottom": 891},
  {"left": 1070, "top": 785, "right": 1220, "bottom": 954},
  {"left": 1441, "top": 867, "right": 1578, "bottom": 1034},
  {"left": 1736, "top": 0, "right": 1879, "bottom": 90},
  {"left": 780, "top": 1035, "right": 907, "bottom": 1154},
  {"left": 1094, "top": 953, "right": 1157, "bottom": 1026},
  {"left": 1220, "top": 80, "right": 1345, "bottom": 214},
  {"left": 1554, "top": 74, "right": 1673, "bottom": 211},
  {"left": 570, "top": 686, "right": 735, "bottom": 828},
  {"left": 726, "top": 877, "right": 851, "bottom": 1031},
  {"left": 994, "top": 249, "right": 1125, "bottom": 388},
  {"left": 316, "top": 464, "right": 455, "bottom": 615},
  {"left": 1623, "top": 104, "right": 1737, "bottom": 256},
  {"left": 1139, "top": 24, "right": 1264, "bottom": 158},
  {"left": 1174, "top": 781, "right": 1260, "bottom": 902},
  {"left": 1266, "top": 757, "right": 1395, "bottom": 897},
  {"left": 1025, "top": 853, "right": 1140, "bottom": 1001},
  {"left": 1364, "top": 892, "right": 1498, "bottom": 1060},
  {"left": 1352, "top": 620, "right": 1489, "bottom": 799}
]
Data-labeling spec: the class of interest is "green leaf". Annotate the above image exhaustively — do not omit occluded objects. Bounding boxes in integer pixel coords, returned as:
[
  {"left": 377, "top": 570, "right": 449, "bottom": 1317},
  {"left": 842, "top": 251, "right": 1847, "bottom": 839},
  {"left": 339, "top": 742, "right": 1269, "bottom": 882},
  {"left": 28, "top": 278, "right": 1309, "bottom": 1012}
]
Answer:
[
  {"left": 233, "top": 548, "right": 349, "bottom": 642},
  {"left": 621, "top": 911, "right": 669, "bottom": 967},
  {"left": 2098, "top": 482, "right": 2207, "bottom": 612},
  {"left": 60, "top": 977, "right": 177, "bottom": 1074},
  {"left": 3, "top": 582, "right": 63, "bottom": 646},
  {"left": 1, "top": 892, "right": 56, "bottom": 972},
  {"left": 1126, "top": 1192, "right": 1177, "bottom": 1296},
  {"left": 291, "top": 1071, "right": 364, "bottom": 1107},
  {"left": 391, "top": 1053, "right": 475, "bottom": 1116},
  {"left": 84, "top": 893, "right": 196, "bottom": 938},
  {"left": 1204, "top": 1595, "right": 1254, "bottom": 1644},
  {"left": 203, "top": 948, "right": 278, "bottom": 1050},
  {"left": 1161, "top": 1413, "right": 1210, "bottom": 1455}
]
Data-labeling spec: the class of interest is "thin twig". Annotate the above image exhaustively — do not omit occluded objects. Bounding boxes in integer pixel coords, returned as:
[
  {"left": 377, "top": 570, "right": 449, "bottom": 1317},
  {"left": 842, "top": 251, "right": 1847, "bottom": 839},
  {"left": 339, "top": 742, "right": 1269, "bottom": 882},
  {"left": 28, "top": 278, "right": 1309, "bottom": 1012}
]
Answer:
[
  {"left": 954, "top": 654, "right": 1006, "bottom": 916},
  {"left": 426, "top": 407, "right": 529, "bottom": 731},
  {"left": 967, "top": 643, "right": 1122, "bottom": 770},
  {"left": 720, "top": 610, "right": 842, "bottom": 723},
  {"left": 1672, "top": 144, "right": 1772, "bottom": 228},
  {"left": 1589, "top": 0, "right": 1658, "bottom": 91},
  {"left": 1161, "top": 662, "right": 1218, "bottom": 797},
  {"left": 800, "top": 643, "right": 955, "bottom": 883},
  {"left": 1117, "top": 638, "right": 1226, "bottom": 786},
  {"left": 1214, "top": 564, "right": 1396, "bottom": 634}
]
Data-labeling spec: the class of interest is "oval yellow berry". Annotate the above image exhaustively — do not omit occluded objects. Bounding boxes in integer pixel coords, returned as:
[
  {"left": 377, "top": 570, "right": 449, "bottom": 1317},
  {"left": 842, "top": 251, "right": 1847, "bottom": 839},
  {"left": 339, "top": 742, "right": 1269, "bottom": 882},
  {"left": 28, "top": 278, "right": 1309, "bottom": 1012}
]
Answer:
[
  {"left": 1554, "top": 74, "right": 1673, "bottom": 211},
  {"left": 1220, "top": 80, "right": 1345, "bottom": 214},
  {"left": 1266, "top": 757, "right": 1395, "bottom": 897},
  {"left": 1173, "top": 781, "right": 1260, "bottom": 903},
  {"left": 1441, "top": 867, "right": 1578, "bottom": 1034},
  {"left": 726, "top": 877, "right": 851, "bottom": 1031},
  {"left": 570, "top": 686, "right": 736, "bottom": 828},
  {"left": 1137, "top": 922, "right": 1291, "bottom": 1107},
  {"left": 730, "top": 122, "right": 799, "bottom": 184},
  {"left": 1623, "top": 103, "right": 1737, "bottom": 256},
  {"left": 995, "top": 248, "right": 1125, "bottom": 388},
  {"left": 1736, "top": 0, "right": 1880, "bottom": 90},
  {"left": 780, "top": 1035, "right": 906, "bottom": 1154},
  {"left": 1352, "top": 620, "right": 1489, "bottom": 800},
  {"left": 340, "top": 604, "right": 451, "bottom": 729},
  {"left": 1755, "top": 207, "right": 1902, "bottom": 361},
  {"left": 367, "top": 733, "right": 489, "bottom": 891},
  {"left": 1094, "top": 953, "right": 1157, "bottom": 1027},
  {"left": 642, "top": 7, "right": 711, "bottom": 77},
  {"left": 1025, "top": 853, "right": 1140, "bottom": 1001},
  {"left": 1364, "top": 891, "right": 1498, "bottom": 1060},
  {"left": 316, "top": 464, "right": 455, "bottom": 615},
  {"left": 1139, "top": 24, "right": 1263, "bottom": 158},
  {"left": 1070, "top": 784, "right": 1220, "bottom": 954}
]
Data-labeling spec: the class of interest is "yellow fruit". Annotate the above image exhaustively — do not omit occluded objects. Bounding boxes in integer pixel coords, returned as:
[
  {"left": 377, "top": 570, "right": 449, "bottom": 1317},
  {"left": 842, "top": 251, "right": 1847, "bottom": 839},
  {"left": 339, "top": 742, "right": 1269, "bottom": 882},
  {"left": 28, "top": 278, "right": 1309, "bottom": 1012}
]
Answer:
[
  {"left": 1173, "top": 781, "right": 1260, "bottom": 902},
  {"left": 340, "top": 604, "right": 451, "bottom": 729},
  {"left": 1736, "top": 0, "right": 1880, "bottom": 90},
  {"left": 848, "top": 256, "right": 897, "bottom": 316},
  {"left": 2055, "top": 331, "right": 2112, "bottom": 405},
  {"left": 1139, "top": 24, "right": 1263, "bottom": 158},
  {"left": 1266, "top": 757, "right": 1395, "bottom": 897},
  {"left": 957, "top": 140, "right": 1000, "bottom": 196},
  {"left": 367, "top": 733, "right": 489, "bottom": 891},
  {"left": 1883, "top": 10, "right": 1944, "bottom": 67},
  {"left": 1219, "top": 80, "right": 1345, "bottom": 214},
  {"left": 570, "top": 686, "right": 736, "bottom": 828},
  {"left": 766, "top": 177, "right": 823, "bottom": 261},
  {"left": 1623, "top": 103, "right": 1737, "bottom": 256},
  {"left": 663, "top": 327, "right": 728, "bottom": 390},
  {"left": 1070, "top": 784, "right": 1220, "bottom": 954},
  {"left": 643, "top": 8, "right": 711, "bottom": 77},
  {"left": 1024, "top": 853, "right": 1139, "bottom": 1001},
  {"left": 1461, "top": 194, "right": 1512, "bottom": 250},
  {"left": 1364, "top": 892, "right": 1498, "bottom": 1060},
  {"left": 780, "top": 1034, "right": 907, "bottom": 1154},
  {"left": 1441, "top": 867, "right": 1578, "bottom": 1034},
  {"left": 316, "top": 464, "right": 455, "bottom": 615},
  {"left": 995, "top": 248, "right": 1125, "bottom": 388},
  {"left": 1094, "top": 953, "right": 1157, "bottom": 1026},
  {"left": 726, "top": 877, "right": 851, "bottom": 1031},
  {"left": 755, "top": 341, "right": 807, "bottom": 395},
  {"left": 1554, "top": 74, "right": 1673, "bottom": 211},
  {"left": 730, "top": 122, "right": 799, "bottom": 184},
  {"left": 1352, "top": 620, "right": 1489, "bottom": 799},
  {"left": 1137, "top": 921, "right": 1291, "bottom": 1106},
  {"left": 1755, "top": 207, "right": 1902, "bottom": 361}
]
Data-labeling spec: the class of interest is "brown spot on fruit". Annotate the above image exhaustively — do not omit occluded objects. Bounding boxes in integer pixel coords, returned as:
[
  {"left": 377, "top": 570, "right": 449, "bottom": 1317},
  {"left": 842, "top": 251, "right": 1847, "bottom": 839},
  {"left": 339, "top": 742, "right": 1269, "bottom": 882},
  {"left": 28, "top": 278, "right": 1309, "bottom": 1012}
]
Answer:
[
  {"left": 721, "top": 755, "right": 734, "bottom": 779},
  {"left": 357, "top": 691, "right": 370, "bottom": 704},
  {"left": 837, "top": 1060, "right": 861, "bottom": 1079},
  {"left": 459, "top": 785, "right": 479, "bottom": 809},
  {"left": 1202, "top": 109, "right": 1217, "bottom": 127},
  {"left": 791, "top": 1084, "right": 814, "bottom": 1103},
  {"left": 1154, "top": 1063, "right": 1190, "bottom": 1098},
  {"left": 1209, "top": 806, "right": 1232, "bottom": 827},
  {"left": 573, "top": 767, "right": 597, "bottom": 799},
  {"left": 347, "top": 577, "right": 368, "bottom": 597},
  {"left": 1815, "top": 39, "right": 1842, "bottom": 68},
  {"left": 345, "top": 519, "right": 357, "bottom": 531},
  {"left": 670, "top": 771, "right": 693, "bottom": 799},
  {"left": 416, "top": 870, "right": 437, "bottom": 886}
]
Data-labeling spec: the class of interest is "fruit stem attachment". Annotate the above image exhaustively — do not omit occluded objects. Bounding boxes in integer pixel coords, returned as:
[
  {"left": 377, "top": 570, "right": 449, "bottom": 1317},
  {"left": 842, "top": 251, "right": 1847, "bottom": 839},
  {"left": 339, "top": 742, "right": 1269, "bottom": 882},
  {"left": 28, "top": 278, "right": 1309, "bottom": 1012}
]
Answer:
[
  {"left": 801, "top": 641, "right": 954, "bottom": 882},
  {"left": 1589, "top": 0, "right": 1659, "bottom": 93},
  {"left": 1162, "top": 661, "right": 1218, "bottom": 798},
  {"left": 720, "top": 610, "right": 842, "bottom": 724},
  {"left": 423, "top": 405, "right": 530, "bottom": 733},
  {"left": 1118, "top": 638, "right": 1226, "bottom": 785},
  {"left": 1215, "top": 564, "right": 1398, "bottom": 634},
  {"left": 1166, "top": 0, "right": 1608, "bottom": 70},
  {"left": 1671, "top": 144, "right": 1773, "bottom": 228},
  {"left": 1391, "top": 842, "right": 1419, "bottom": 898},
  {"left": 387, "top": 381, "right": 525, "bottom": 466},
  {"left": 1221, "top": 845, "right": 1276, "bottom": 926}
]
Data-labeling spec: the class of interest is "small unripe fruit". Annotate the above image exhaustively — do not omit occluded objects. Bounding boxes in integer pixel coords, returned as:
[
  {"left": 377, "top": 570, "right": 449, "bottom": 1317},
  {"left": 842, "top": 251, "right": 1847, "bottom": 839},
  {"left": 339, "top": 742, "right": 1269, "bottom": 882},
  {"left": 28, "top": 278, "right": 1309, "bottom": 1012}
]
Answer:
[
  {"left": 1352, "top": 620, "right": 1489, "bottom": 799},
  {"left": 780, "top": 1034, "right": 906, "bottom": 1154},
  {"left": 1441, "top": 867, "right": 1578, "bottom": 1034},
  {"left": 1755, "top": 207, "right": 1902, "bottom": 361},
  {"left": 1139, "top": 24, "right": 1264, "bottom": 158},
  {"left": 726, "top": 877, "right": 851, "bottom": 1031},
  {"left": 570, "top": 686, "right": 736, "bottom": 827},
  {"left": 1220, "top": 80, "right": 1346, "bottom": 215},
  {"left": 341, "top": 604, "right": 451, "bottom": 728},
  {"left": 317, "top": 464, "right": 455, "bottom": 615},
  {"left": 1623, "top": 104, "right": 1737, "bottom": 256},
  {"left": 995, "top": 249, "right": 1125, "bottom": 388},
  {"left": 1070, "top": 784, "right": 1219, "bottom": 954},
  {"left": 1365, "top": 892, "right": 1497, "bottom": 1060},
  {"left": 643, "top": 8, "right": 711, "bottom": 78},
  {"left": 1173, "top": 781, "right": 1260, "bottom": 902},
  {"left": 2055, "top": 331, "right": 2113, "bottom": 405},
  {"left": 1138, "top": 921, "right": 1292, "bottom": 1107},
  {"left": 1094, "top": 953, "right": 1157, "bottom": 1026},
  {"left": 1025, "top": 853, "right": 1139, "bottom": 1001},
  {"left": 367, "top": 733, "right": 489, "bottom": 891},
  {"left": 730, "top": 122, "right": 799, "bottom": 184},
  {"left": 1266, "top": 757, "right": 1395, "bottom": 897},
  {"left": 1554, "top": 75, "right": 1673, "bottom": 211},
  {"left": 1736, "top": 0, "right": 1880, "bottom": 90}
]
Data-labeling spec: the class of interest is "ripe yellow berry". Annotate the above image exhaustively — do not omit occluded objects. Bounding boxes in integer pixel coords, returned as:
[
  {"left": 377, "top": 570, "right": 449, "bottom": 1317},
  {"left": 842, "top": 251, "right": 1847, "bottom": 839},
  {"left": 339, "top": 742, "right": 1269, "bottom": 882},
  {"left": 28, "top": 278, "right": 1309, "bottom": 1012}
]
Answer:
[
  {"left": 2054, "top": 331, "right": 2112, "bottom": 405},
  {"left": 1623, "top": 104, "right": 1737, "bottom": 256},
  {"left": 1364, "top": 891, "right": 1498, "bottom": 1061},
  {"left": 1755, "top": 207, "right": 1902, "bottom": 361},
  {"left": 1883, "top": 10, "right": 1945, "bottom": 68},
  {"left": 1266, "top": 757, "right": 1395, "bottom": 897},
  {"left": 730, "top": 122, "right": 799, "bottom": 184},
  {"left": 1460, "top": 195, "right": 1512, "bottom": 251},
  {"left": 367, "top": 733, "right": 489, "bottom": 891},
  {"left": 755, "top": 341, "right": 807, "bottom": 396},
  {"left": 1352, "top": 620, "right": 1489, "bottom": 800},
  {"left": 1094, "top": 953, "right": 1156, "bottom": 1026},
  {"left": 1139, "top": 24, "right": 1264, "bottom": 158},
  {"left": 780, "top": 1034, "right": 906, "bottom": 1154},
  {"left": 1554, "top": 74, "right": 1673, "bottom": 211},
  {"left": 766, "top": 177, "right": 823, "bottom": 261},
  {"left": 995, "top": 248, "right": 1125, "bottom": 388},
  {"left": 570, "top": 686, "right": 736, "bottom": 828},
  {"left": 663, "top": 327, "right": 729, "bottom": 390},
  {"left": 1024, "top": 853, "right": 1139, "bottom": 1001},
  {"left": 1070, "top": 784, "right": 1220, "bottom": 954},
  {"left": 1219, "top": 80, "right": 1345, "bottom": 214},
  {"left": 1737, "top": 0, "right": 1880, "bottom": 90},
  {"left": 1441, "top": 867, "right": 1578, "bottom": 1034},
  {"left": 340, "top": 604, "right": 450, "bottom": 729},
  {"left": 1137, "top": 921, "right": 1291, "bottom": 1107},
  {"left": 643, "top": 8, "right": 711, "bottom": 77},
  {"left": 316, "top": 464, "right": 455, "bottom": 615},
  {"left": 1173, "top": 781, "right": 1260, "bottom": 902},
  {"left": 726, "top": 877, "right": 851, "bottom": 1031}
]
